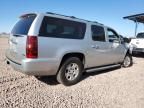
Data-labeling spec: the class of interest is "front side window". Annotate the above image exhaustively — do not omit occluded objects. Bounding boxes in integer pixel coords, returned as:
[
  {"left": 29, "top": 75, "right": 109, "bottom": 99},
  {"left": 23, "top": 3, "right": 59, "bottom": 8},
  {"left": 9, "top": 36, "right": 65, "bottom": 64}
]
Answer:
[
  {"left": 39, "top": 16, "right": 86, "bottom": 39},
  {"left": 107, "top": 29, "right": 120, "bottom": 43},
  {"left": 91, "top": 25, "right": 105, "bottom": 41}
]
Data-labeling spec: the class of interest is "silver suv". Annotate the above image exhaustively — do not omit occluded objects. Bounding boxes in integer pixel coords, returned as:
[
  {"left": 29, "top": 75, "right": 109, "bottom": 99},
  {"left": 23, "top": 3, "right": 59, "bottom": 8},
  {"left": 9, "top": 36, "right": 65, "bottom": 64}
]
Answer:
[{"left": 6, "top": 12, "right": 133, "bottom": 86}]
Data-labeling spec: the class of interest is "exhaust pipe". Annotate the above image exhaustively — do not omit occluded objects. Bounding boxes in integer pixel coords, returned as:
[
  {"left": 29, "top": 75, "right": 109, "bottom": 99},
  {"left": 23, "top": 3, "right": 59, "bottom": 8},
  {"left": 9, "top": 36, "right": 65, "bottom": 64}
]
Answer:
[{"left": 7, "top": 61, "right": 10, "bottom": 65}]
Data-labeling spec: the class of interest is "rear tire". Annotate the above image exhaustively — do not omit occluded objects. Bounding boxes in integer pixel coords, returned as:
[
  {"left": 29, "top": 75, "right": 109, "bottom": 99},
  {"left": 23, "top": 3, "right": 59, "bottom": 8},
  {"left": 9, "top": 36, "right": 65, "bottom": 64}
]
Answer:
[
  {"left": 122, "top": 54, "right": 133, "bottom": 67},
  {"left": 57, "top": 57, "right": 83, "bottom": 86}
]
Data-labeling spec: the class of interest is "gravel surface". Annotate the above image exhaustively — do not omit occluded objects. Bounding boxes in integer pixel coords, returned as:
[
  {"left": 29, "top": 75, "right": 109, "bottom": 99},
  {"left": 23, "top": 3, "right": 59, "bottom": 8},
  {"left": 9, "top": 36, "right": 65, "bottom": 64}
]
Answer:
[{"left": 0, "top": 38, "right": 144, "bottom": 108}]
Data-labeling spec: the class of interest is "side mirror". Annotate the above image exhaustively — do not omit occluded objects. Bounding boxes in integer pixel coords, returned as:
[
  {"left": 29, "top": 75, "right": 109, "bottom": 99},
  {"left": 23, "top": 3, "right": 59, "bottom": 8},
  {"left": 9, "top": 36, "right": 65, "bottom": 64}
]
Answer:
[{"left": 123, "top": 38, "right": 131, "bottom": 43}]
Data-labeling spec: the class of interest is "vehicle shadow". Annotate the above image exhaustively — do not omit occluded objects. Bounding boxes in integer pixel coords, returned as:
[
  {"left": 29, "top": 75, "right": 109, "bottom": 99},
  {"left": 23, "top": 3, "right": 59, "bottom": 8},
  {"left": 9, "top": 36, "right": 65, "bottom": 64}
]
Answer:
[
  {"left": 132, "top": 53, "right": 144, "bottom": 58},
  {"left": 36, "top": 76, "right": 59, "bottom": 85},
  {"left": 36, "top": 66, "right": 121, "bottom": 86},
  {"left": 81, "top": 66, "right": 121, "bottom": 81}
]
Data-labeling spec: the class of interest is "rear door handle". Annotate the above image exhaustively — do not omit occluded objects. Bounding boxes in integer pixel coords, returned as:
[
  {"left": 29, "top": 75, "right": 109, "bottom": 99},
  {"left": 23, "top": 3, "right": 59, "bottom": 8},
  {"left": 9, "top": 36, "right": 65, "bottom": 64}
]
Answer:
[
  {"left": 91, "top": 45, "right": 96, "bottom": 48},
  {"left": 91, "top": 45, "right": 100, "bottom": 49}
]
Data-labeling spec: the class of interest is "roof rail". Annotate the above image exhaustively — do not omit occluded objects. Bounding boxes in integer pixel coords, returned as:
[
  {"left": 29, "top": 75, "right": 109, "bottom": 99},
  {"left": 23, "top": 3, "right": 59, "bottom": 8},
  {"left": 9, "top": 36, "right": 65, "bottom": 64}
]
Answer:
[
  {"left": 46, "top": 12, "right": 76, "bottom": 19},
  {"left": 46, "top": 12, "right": 103, "bottom": 25}
]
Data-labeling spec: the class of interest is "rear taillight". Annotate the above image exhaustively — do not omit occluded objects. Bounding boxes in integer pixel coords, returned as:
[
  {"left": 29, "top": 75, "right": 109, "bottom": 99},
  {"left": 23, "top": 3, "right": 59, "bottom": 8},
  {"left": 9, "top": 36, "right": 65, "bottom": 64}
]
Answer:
[{"left": 26, "top": 36, "right": 38, "bottom": 58}]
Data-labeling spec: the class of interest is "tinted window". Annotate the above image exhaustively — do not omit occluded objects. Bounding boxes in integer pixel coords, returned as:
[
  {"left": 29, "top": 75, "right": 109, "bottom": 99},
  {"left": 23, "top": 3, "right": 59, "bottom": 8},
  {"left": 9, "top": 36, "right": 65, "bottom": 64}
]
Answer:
[
  {"left": 91, "top": 25, "right": 105, "bottom": 41},
  {"left": 137, "top": 33, "right": 144, "bottom": 38},
  {"left": 11, "top": 16, "right": 36, "bottom": 35},
  {"left": 39, "top": 16, "right": 86, "bottom": 39}
]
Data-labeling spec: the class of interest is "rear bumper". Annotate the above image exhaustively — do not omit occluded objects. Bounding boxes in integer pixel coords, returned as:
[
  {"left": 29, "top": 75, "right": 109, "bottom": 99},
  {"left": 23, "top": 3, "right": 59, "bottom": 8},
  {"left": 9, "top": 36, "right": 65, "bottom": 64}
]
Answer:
[{"left": 6, "top": 57, "right": 59, "bottom": 76}]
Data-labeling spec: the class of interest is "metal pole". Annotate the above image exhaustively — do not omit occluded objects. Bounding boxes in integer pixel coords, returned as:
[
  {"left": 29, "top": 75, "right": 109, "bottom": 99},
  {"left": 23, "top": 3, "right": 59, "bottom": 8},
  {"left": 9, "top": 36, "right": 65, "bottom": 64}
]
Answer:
[{"left": 135, "top": 21, "right": 138, "bottom": 37}]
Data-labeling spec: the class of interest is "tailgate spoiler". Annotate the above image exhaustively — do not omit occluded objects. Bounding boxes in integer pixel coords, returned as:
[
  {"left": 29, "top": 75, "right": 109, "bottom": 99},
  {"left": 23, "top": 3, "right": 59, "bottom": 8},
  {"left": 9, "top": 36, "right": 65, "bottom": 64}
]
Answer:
[{"left": 20, "top": 13, "right": 36, "bottom": 18}]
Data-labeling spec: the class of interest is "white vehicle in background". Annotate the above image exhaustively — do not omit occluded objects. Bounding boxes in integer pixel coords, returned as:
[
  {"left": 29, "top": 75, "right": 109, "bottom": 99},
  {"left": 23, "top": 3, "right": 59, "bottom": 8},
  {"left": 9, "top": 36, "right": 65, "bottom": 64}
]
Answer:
[
  {"left": 124, "top": 13, "right": 144, "bottom": 54},
  {"left": 130, "top": 32, "right": 144, "bottom": 54}
]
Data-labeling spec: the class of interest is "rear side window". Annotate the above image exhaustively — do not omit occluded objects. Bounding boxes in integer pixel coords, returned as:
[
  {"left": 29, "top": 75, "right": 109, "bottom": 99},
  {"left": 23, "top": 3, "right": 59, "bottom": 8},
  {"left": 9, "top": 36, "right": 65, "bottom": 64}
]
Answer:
[
  {"left": 91, "top": 25, "right": 105, "bottom": 41},
  {"left": 39, "top": 16, "right": 86, "bottom": 39},
  {"left": 137, "top": 33, "right": 144, "bottom": 38},
  {"left": 11, "top": 15, "right": 36, "bottom": 35}
]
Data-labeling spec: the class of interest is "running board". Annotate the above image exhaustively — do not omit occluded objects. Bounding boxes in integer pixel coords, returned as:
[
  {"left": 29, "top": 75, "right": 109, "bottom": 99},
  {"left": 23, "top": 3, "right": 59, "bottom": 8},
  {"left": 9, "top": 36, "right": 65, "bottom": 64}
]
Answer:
[{"left": 86, "top": 64, "right": 121, "bottom": 73}]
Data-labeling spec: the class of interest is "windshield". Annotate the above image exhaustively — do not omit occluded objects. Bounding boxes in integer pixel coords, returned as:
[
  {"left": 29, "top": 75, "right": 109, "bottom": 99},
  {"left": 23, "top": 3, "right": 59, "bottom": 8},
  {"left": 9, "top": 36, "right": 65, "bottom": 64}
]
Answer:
[
  {"left": 137, "top": 33, "right": 144, "bottom": 38},
  {"left": 11, "top": 15, "right": 36, "bottom": 35}
]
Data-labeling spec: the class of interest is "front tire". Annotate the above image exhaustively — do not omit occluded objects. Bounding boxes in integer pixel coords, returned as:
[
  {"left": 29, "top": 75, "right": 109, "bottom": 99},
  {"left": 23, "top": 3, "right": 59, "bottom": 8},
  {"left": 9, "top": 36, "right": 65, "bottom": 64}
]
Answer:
[
  {"left": 122, "top": 54, "right": 133, "bottom": 67},
  {"left": 57, "top": 57, "right": 83, "bottom": 86}
]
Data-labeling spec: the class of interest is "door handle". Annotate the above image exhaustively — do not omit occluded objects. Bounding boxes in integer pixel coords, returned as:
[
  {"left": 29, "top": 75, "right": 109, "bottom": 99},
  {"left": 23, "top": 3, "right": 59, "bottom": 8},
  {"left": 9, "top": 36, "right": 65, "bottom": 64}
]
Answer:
[
  {"left": 111, "top": 46, "right": 115, "bottom": 48},
  {"left": 91, "top": 45, "right": 99, "bottom": 49},
  {"left": 91, "top": 45, "right": 96, "bottom": 48},
  {"left": 95, "top": 45, "right": 100, "bottom": 49}
]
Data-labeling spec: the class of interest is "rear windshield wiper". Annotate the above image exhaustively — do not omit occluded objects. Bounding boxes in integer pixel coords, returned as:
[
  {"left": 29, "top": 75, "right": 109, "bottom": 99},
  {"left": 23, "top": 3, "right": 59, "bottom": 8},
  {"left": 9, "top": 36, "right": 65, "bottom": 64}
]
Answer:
[{"left": 13, "top": 34, "right": 24, "bottom": 37}]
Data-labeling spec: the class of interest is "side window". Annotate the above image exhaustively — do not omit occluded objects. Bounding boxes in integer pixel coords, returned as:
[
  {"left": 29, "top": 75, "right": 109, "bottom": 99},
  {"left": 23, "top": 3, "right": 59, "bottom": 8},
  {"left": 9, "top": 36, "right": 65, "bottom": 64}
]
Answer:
[
  {"left": 39, "top": 16, "right": 86, "bottom": 39},
  {"left": 107, "top": 29, "right": 120, "bottom": 43},
  {"left": 91, "top": 25, "right": 105, "bottom": 41}
]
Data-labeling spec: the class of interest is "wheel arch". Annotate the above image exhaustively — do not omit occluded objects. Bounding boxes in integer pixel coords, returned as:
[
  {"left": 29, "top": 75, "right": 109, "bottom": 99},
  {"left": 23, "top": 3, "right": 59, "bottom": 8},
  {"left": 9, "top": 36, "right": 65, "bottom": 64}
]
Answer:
[
  {"left": 58, "top": 52, "right": 85, "bottom": 72},
  {"left": 126, "top": 48, "right": 132, "bottom": 56}
]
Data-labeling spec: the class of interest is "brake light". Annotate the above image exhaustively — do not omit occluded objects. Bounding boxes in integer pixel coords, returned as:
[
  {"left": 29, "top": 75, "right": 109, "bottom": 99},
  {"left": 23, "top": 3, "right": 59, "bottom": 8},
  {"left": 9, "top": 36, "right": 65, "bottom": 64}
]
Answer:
[{"left": 26, "top": 36, "right": 38, "bottom": 58}]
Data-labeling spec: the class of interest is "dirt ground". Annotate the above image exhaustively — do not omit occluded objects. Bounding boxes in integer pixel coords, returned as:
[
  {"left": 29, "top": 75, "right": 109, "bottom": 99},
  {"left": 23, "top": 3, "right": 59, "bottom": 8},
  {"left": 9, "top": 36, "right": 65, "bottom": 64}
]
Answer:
[{"left": 0, "top": 38, "right": 144, "bottom": 108}]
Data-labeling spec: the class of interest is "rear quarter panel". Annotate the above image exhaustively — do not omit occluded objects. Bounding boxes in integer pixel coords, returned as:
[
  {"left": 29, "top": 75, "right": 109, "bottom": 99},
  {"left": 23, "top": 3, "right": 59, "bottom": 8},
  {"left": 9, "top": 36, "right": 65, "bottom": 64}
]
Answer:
[{"left": 38, "top": 37, "right": 88, "bottom": 67}]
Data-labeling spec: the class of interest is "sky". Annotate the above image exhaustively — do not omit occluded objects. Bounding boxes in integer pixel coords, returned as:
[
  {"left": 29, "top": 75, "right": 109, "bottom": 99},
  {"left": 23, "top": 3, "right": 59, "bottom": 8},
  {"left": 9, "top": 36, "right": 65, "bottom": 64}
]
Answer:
[{"left": 0, "top": 0, "right": 144, "bottom": 37}]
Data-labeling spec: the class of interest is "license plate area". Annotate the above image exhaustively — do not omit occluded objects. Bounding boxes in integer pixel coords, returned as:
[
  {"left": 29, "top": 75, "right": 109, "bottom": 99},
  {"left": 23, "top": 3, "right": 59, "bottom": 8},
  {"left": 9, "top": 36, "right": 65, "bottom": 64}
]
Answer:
[
  {"left": 11, "top": 50, "right": 17, "bottom": 58},
  {"left": 9, "top": 36, "right": 18, "bottom": 52},
  {"left": 10, "top": 44, "right": 17, "bottom": 52}
]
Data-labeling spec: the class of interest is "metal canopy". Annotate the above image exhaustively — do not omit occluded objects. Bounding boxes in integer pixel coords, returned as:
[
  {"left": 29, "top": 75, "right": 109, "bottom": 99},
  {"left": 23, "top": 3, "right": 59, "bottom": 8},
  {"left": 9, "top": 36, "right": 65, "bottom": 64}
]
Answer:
[
  {"left": 123, "top": 13, "right": 144, "bottom": 23},
  {"left": 124, "top": 13, "right": 144, "bottom": 37}
]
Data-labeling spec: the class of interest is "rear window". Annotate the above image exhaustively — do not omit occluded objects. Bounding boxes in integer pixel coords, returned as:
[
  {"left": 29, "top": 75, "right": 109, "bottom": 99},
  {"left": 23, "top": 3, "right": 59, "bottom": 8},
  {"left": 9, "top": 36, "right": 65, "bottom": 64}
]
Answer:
[
  {"left": 137, "top": 33, "right": 144, "bottom": 38},
  {"left": 11, "top": 15, "right": 36, "bottom": 35},
  {"left": 39, "top": 16, "right": 86, "bottom": 39}
]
